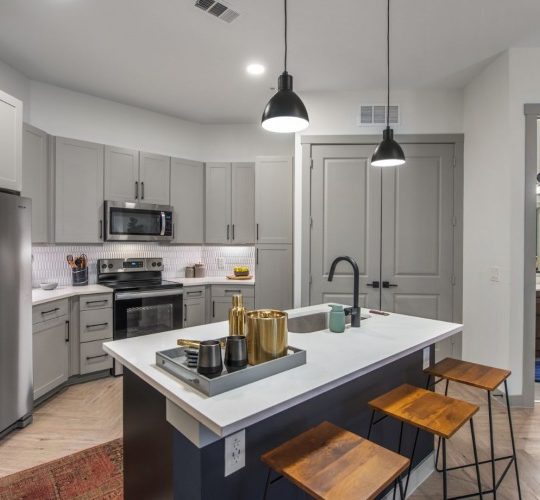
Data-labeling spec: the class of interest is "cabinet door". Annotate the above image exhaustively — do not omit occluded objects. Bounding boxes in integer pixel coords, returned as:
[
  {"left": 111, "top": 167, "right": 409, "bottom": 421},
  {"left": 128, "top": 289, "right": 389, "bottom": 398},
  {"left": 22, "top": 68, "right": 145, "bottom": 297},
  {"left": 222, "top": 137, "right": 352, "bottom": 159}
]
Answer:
[
  {"left": 231, "top": 163, "right": 255, "bottom": 244},
  {"left": 55, "top": 137, "right": 104, "bottom": 243},
  {"left": 104, "top": 145, "right": 139, "bottom": 202},
  {"left": 210, "top": 297, "right": 231, "bottom": 323},
  {"left": 33, "top": 317, "right": 69, "bottom": 400},
  {"left": 205, "top": 163, "right": 231, "bottom": 244},
  {"left": 170, "top": 158, "right": 204, "bottom": 243},
  {"left": 139, "top": 152, "right": 170, "bottom": 205},
  {"left": 255, "top": 156, "right": 293, "bottom": 244},
  {"left": 184, "top": 299, "right": 205, "bottom": 327},
  {"left": 255, "top": 244, "right": 293, "bottom": 310},
  {"left": 0, "top": 90, "right": 22, "bottom": 192},
  {"left": 22, "top": 124, "right": 49, "bottom": 243}
]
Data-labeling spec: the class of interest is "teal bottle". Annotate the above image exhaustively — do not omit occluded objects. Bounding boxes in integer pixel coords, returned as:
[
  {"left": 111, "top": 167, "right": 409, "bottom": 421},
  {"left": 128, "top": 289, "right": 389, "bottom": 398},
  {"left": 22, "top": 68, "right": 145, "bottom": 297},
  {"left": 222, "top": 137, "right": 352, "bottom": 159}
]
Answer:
[{"left": 329, "top": 304, "right": 346, "bottom": 333}]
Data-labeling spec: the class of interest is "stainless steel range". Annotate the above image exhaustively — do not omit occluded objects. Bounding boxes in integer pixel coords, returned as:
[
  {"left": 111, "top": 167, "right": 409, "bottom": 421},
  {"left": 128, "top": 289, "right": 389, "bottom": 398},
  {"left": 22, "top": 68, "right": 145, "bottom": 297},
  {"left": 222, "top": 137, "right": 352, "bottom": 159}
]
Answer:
[{"left": 97, "top": 258, "right": 183, "bottom": 375}]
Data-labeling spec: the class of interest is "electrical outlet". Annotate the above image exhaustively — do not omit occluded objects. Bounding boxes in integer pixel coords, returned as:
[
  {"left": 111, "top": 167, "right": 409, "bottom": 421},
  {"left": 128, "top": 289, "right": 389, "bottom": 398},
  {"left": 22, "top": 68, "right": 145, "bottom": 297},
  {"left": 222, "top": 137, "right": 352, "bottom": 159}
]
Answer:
[
  {"left": 489, "top": 267, "right": 500, "bottom": 282},
  {"left": 224, "top": 429, "right": 245, "bottom": 476},
  {"left": 217, "top": 257, "right": 225, "bottom": 270}
]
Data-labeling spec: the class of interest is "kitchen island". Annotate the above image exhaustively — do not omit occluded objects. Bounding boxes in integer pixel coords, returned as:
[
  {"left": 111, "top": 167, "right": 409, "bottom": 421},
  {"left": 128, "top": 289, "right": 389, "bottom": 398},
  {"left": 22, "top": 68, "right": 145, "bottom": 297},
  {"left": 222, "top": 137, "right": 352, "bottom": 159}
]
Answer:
[{"left": 104, "top": 304, "right": 462, "bottom": 500}]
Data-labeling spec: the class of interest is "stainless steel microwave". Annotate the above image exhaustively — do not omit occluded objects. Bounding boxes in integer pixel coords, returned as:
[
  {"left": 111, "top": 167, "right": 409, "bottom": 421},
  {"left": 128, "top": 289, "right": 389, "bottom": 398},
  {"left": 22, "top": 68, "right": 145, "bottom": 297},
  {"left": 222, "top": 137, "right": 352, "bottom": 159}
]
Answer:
[{"left": 104, "top": 201, "right": 173, "bottom": 242}]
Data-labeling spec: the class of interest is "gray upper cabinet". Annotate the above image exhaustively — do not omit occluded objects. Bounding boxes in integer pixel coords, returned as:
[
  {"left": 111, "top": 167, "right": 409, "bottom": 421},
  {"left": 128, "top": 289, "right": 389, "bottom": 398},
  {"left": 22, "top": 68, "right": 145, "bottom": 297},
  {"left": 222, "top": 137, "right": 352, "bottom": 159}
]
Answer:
[
  {"left": 55, "top": 137, "right": 104, "bottom": 243},
  {"left": 205, "top": 162, "right": 255, "bottom": 245},
  {"left": 255, "top": 156, "right": 293, "bottom": 244},
  {"left": 139, "top": 152, "right": 170, "bottom": 205},
  {"left": 205, "top": 162, "right": 232, "bottom": 244},
  {"left": 22, "top": 123, "right": 49, "bottom": 243},
  {"left": 231, "top": 163, "right": 255, "bottom": 244},
  {"left": 255, "top": 244, "right": 293, "bottom": 310},
  {"left": 0, "top": 90, "right": 22, "bottom": 193},
  {"left": 104, "top": 145, "right": 139, "bottom": 202},
  {"left": 170, "top": 158, "right": 204, "bottom": 244}
]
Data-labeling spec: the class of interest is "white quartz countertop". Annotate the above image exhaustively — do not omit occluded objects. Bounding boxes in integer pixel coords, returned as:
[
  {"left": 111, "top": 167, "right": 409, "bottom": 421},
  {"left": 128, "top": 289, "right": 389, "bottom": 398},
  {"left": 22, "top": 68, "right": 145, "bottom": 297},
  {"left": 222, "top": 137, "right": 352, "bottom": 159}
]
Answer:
[
  {"left": 103, "top": 304, "right": 462, "bottom": 438},
  {"left": 169, "top": 276, "right": 255, "bottom": 286},
  {"left": 32, "top": 285, "right": 114, "bottom": 305}
]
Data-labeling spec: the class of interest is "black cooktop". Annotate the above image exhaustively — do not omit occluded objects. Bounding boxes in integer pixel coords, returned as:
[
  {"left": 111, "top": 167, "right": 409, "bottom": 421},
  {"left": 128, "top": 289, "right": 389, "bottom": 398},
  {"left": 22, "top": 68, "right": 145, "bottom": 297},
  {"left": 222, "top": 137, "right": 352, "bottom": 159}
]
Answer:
[{"left": 99, "top": 279, "right": 183, "bottom": 292}]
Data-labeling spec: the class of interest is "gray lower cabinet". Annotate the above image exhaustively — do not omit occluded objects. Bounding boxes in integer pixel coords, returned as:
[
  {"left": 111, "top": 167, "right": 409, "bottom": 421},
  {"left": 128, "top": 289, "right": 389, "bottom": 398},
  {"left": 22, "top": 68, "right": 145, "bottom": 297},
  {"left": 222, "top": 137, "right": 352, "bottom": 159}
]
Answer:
[
  {"left": 170, "top": 158, "right": 204, "bottom": 244},
  {"left": 55, "top": 137, "right": 104, "bottom": 243},
  {"left": 32, "top": 300, "right": 70, "bottom": 401},
  {"left": 184, "top": 286, "right": 206, "bottom": 328},
  {"left": 104, "top": 145, "right": 140, "bottom": 202},
  {"left": 139, "top": 151, "right": 170, "bottom": 205},
  {"left": 210, "top": 285, "right": 255, "bottom": 323},
  {"left": 79, "top": 296, "right": 113, "bottom": 375},
  {"left": 205, "top": 162, "right": 255, "bottom": 244},
  {"left": 22, "top": 123, "right": 50, "bottom": 243},
  {"left": 255, "top": 156, "right": 293, "bottom": 244},
  {"left": 255, "top": 244, "right": 293, "bottom": 310}
]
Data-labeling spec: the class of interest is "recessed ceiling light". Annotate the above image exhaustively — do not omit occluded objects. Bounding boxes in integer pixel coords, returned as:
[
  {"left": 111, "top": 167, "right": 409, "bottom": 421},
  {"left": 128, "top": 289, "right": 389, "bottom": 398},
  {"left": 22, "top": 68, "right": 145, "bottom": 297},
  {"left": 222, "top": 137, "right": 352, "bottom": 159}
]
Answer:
[{"left": 246, "top": 63, "right": 265, "bottom": 76}]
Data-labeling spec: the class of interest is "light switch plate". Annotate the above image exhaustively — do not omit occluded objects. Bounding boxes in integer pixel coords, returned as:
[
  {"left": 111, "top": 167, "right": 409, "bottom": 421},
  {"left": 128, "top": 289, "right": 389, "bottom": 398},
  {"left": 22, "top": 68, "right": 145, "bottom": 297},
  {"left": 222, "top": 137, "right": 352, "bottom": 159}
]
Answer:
[
  {"left": 224, "top": 429, "right": 245, "bottom": 476},
  {"left": 489, "top": 266, "right": 501, "bottom": 282},
  {"left": 423, "top": 347, "right": 430, "bottom": 370}
]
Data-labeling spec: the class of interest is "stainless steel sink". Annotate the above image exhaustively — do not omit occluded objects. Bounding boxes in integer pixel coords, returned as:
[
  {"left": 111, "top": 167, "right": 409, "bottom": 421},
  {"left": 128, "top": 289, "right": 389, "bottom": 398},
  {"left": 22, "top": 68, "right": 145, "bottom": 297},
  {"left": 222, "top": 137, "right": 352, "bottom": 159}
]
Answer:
[{"left": 288, "top": 311, "right": 369, "bottom": 333}]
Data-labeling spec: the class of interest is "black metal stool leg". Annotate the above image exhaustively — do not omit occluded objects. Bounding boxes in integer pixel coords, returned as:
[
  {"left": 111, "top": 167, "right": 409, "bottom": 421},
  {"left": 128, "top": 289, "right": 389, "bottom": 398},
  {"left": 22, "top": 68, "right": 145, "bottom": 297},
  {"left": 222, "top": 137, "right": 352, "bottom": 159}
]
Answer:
[
  {"left": 367, "top": 409, "right": 375, "bottom": 440},
  {"left": 403, "top": 427, "right": 420, "bottom": 498},
  {"left": 434, "top": 379, "right": 450, "bottom": 473},
  {"left": 504, "top": 380, "right": 522, "bottom": 499},
  {"left": 393, "top": 421, "right": 404, "bottom": 500},
  {"left": 487, "top": 390, "right": 497, "bottom": 499},
  {"left": 263, "top": 468, "right": 271, "bottom": 500},
  {"left": 442, "top": 438, "right": 448, "bottom": 500},
  {"left": 470, "top": 418, "right": 483, "bottom": 499}
]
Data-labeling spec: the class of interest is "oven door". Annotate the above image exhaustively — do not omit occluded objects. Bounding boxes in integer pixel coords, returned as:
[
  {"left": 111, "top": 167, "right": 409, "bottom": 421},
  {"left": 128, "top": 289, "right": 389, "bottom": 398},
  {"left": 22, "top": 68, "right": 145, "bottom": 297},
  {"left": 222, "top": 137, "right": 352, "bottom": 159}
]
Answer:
[
  {"left": 114, "top": 289, "right": 183, "bottom": 339},
  {"left": 105, "top": 201, "right": 173, "bottom": 241}
]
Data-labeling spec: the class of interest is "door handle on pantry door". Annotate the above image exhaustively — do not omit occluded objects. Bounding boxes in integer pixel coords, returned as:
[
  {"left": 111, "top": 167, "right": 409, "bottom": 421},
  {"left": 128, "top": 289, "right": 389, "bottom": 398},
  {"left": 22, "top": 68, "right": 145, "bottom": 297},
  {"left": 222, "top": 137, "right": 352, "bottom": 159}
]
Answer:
[
  {"left": 366, "top": 281, "right": 380, "bottom": 288},
  {"left": 382, "top": 281, "right": 398, "bottom": 288}
]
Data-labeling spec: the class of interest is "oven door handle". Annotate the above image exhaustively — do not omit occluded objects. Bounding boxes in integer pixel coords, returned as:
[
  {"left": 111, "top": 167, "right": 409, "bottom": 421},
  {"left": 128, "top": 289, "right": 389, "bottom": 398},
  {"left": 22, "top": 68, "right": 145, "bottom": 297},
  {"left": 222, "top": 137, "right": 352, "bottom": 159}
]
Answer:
[
  {"left": 115, "top": 289, "right": 183, "bottom": 301},
  {"left": 160, "top": 212, "right": 166, "bottom": 236}
]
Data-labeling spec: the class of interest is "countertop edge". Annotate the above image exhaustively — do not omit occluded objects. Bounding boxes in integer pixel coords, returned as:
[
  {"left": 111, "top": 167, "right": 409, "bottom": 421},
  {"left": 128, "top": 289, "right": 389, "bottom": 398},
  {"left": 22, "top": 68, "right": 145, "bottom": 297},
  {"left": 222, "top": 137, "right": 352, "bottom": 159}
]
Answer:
[{"left": 32, "top": 285, "right": 114, "bottom": 305}]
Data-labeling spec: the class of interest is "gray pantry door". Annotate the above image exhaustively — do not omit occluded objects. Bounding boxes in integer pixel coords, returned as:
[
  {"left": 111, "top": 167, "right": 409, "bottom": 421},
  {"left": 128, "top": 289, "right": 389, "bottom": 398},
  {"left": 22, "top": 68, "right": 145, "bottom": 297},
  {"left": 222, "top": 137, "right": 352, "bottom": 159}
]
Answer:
[
  {"left": 309, "top": 142, "right": 455, "bottom": 322},
  {"left": 310, "top": 145, "right": 382, "bottom": 309},
  {"left": 380, "top": 143, "right": 455, "bottom": 321}
]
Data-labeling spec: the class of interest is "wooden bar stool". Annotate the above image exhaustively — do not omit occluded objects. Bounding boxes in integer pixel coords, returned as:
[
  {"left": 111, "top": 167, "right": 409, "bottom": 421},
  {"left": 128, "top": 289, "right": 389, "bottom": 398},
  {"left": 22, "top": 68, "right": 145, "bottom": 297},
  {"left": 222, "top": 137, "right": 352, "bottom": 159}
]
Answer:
[
  {"left": 260, "top": 421, "right": 410, "bottom": 499},
  {"left": 425, "top": 358, "right": 522, "bottom": 499},
  {"left": 368, "top": 384, "right": 483, "bottom": 500}
]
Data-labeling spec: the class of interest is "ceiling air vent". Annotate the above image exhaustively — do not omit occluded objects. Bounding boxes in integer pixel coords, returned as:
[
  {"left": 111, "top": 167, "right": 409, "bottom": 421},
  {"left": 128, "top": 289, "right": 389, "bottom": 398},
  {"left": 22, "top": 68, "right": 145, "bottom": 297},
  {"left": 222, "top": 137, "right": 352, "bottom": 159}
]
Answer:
[
  {"left": 358, "top": 105, "right": 400, "bottom": 126},
  {"left": 195, "top": 0, "right": 239, "bottom": 23}
]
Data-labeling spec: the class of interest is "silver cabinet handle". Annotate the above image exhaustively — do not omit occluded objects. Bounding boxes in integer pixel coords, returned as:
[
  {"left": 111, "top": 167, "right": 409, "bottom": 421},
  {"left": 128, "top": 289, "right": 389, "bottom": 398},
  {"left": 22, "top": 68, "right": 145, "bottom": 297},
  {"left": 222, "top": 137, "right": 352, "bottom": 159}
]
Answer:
[
  {"left": 232, "top": 224, "right": 235, "bottom": 240},
  {"left": 85, "top": 299, "right": 108, "bottom": 306},
  {"left": 184, "top": 303, "right": 187, "bottom": 324},
  {"left": 256, "top": 248, "right": 259, "bottom": 265},
  {"left": 99, "top": 219, "right": 103, "bottom": 240},
  {"left": 212, "top": 301, "right": 215, "bottom": 317},
  {"left": 86, "top": 322, "right": 109, "bottom": 329},
  {"left": 86, "top": 353, "right": 109, "bottom": 361},
  {"left": 224, "top": 289, "right": 242, "bottom": 294},
  {"left": 226, "top": 224, "right": 230, "bottom": 241},
  {"left": 256, "top": 223, "right": 259, "bottom": 240},
  {"left": 135, "top": 181, "right": 139, "bottom": 199},
  {"left": 65, "top": 320, "right": 70, "bottom": 342},
  {"left": 41, "top": 307, "right": 59, "bottom": 315}
]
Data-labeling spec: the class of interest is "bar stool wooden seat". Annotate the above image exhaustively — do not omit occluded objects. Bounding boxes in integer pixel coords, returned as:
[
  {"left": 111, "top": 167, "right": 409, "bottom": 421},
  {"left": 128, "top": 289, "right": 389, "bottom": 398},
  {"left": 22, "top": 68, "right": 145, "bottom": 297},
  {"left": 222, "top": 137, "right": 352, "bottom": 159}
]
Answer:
[
  {"left": 368, "top": 384, "right": 483, "bottom": 500},
  {"left": 260, "top": 421, "right": 410, "bottom": 500},
  {"left": 425, "top": 357, "right": 522, "bottom": 499}
]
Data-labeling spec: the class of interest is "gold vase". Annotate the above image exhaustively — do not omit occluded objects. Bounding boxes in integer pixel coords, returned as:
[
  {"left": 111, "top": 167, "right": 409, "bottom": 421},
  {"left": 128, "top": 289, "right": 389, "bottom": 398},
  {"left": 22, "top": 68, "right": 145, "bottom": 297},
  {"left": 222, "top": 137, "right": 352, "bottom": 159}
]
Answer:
[
  {"left": 246, "top": 310, "right": 288, "bottom": 365},
  {"left": 228, "top": 294, "right": 247, "bottom": 336}
]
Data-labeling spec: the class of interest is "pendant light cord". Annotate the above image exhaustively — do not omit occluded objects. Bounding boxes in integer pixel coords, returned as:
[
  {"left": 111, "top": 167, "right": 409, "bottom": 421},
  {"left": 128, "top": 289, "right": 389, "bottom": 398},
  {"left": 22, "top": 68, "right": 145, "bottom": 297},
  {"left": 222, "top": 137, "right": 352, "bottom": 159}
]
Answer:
[
  {"left": 386, "top": 0, "right": 390, "bottom": 127},
  {"left": 284, "top": 0, "right": 288, "bottom": 72}
]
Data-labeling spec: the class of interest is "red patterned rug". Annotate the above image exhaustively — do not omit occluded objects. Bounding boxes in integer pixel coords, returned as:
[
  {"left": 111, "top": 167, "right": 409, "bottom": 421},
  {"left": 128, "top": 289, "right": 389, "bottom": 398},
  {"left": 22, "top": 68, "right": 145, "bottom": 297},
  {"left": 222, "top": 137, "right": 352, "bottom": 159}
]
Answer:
[{"left": 0, "top": 439, "right": 123, "bottom": 499}]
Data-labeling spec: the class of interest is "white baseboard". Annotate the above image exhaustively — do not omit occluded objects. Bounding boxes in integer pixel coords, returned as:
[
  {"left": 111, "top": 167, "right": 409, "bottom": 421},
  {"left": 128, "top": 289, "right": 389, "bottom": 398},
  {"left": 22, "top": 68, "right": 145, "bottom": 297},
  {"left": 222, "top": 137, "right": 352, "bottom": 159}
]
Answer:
[{"left": 382, "top": 451, "right": 435, "bottom": 499}]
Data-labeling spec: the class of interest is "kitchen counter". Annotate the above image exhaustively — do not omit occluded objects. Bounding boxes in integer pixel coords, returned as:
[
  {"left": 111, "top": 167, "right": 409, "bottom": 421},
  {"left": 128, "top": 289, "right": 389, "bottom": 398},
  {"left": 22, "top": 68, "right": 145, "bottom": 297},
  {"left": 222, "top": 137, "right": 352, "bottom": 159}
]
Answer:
[
  {"left": 169, "top": 276, "right": 255, "bottom": 286},
  {"left": 104, "top": 303, "right": 461, "bottom": 438},
  {"left": 106, "top": 304, "right": 462, "bottom": 500},
  {"left": 32, "top": 284, "right": 114, "bottom": 305}
]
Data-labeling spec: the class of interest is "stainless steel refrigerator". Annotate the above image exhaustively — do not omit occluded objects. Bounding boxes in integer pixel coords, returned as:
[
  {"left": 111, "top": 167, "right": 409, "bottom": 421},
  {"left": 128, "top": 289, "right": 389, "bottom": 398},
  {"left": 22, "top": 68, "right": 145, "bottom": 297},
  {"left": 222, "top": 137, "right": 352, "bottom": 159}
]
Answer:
[{"left": 0, "top": 190, "right": 32, "bottom": 438}]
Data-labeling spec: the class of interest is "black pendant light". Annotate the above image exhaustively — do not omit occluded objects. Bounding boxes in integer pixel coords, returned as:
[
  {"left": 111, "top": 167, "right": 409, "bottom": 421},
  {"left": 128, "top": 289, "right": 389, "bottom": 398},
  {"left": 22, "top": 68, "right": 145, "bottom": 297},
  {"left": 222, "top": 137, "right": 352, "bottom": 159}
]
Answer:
[
  {"left": 371, "top": 0, "right": 405, "bottom": 167},
  {"left": 261, "top": 0, "right": 309, "bottom": 133}
]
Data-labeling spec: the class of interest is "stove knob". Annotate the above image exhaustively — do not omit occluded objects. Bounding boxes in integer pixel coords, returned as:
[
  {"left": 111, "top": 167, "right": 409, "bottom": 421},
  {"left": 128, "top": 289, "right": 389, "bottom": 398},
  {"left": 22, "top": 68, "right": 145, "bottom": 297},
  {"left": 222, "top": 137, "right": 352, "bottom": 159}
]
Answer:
[
  {"left": 151, "top": 262, "right": 156, "bottom": 267},
  {"left": 157, "top": 262, "right": 162, "bottom": 267},
  {"left": 101, "top": 263, "right": 107, "bottom": 269},
  {"left": 108, "top": 263, "right": 113, "bottom": 269}
]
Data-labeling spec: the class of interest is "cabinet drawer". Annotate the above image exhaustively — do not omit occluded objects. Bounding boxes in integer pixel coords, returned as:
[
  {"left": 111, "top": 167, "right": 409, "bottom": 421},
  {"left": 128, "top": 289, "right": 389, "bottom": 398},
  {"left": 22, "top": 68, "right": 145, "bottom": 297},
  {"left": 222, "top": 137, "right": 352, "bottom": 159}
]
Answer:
[
  {"left": 33, "top": 299, "right": 69, "bottom": 325},
  {"left": 184, "top": 286, "right": 206, "bottom": 299},
  {"left": 80, "top": 339, "right": 113, "bottom": 374},
  {"left": 210, "top": 285, "right": 254, "bottom": 298},
  {"left": 80, "top": 293, "right": 113, "bottom": 311},
  {"left": 80, "top": 308, "right": 113, "bottom": 342}
]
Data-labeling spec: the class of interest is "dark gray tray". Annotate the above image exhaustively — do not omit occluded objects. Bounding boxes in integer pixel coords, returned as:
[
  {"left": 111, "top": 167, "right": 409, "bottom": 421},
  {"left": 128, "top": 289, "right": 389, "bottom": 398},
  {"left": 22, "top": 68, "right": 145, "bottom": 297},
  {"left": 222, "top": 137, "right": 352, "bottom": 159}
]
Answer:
[{"left": 156, "top": 341, "right": 306, "bottom": 397}]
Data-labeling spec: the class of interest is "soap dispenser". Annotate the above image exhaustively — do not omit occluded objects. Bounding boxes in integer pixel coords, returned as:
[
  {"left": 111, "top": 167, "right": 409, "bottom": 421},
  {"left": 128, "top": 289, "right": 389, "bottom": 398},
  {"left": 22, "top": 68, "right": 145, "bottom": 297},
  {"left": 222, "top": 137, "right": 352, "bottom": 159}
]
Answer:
[
  {"left": 329, "top": 304, "right": 346, "bottom": 333},
  {"left": 228, "top": 294, "right": 247, "bottom": 336}
]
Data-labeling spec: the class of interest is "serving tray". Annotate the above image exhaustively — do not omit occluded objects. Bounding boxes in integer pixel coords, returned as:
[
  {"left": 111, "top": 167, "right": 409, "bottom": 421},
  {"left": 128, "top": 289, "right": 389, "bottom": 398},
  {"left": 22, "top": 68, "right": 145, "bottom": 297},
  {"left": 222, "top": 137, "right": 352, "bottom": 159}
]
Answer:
[{"left": 156, "top": 341, "right": 306, "bottom": 397}]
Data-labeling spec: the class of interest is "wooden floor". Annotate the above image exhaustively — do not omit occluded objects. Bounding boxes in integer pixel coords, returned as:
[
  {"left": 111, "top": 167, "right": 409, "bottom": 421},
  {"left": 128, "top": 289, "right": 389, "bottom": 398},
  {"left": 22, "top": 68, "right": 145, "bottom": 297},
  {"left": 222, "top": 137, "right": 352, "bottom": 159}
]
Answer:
[
  {"left": 0, "top": 376, "right": 538, "bottom": 498},
  {"left": 0, "top": 377, "right": 122, "bottom": 478}
]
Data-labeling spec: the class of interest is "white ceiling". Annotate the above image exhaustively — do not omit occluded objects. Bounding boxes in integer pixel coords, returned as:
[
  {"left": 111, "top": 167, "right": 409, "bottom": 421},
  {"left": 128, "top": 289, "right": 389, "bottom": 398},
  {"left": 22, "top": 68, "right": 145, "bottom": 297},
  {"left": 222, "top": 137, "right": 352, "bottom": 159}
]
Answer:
[{"left": 1, "top": 0, "right": 540, "bottom": 124}]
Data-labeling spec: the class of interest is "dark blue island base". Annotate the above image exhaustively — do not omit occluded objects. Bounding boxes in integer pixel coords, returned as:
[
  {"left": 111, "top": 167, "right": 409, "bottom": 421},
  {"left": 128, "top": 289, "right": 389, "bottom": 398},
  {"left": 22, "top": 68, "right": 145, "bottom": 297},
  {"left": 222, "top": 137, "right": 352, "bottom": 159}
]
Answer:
[{"left": 123, "top": 347, "right": 434, "bottom": 500}]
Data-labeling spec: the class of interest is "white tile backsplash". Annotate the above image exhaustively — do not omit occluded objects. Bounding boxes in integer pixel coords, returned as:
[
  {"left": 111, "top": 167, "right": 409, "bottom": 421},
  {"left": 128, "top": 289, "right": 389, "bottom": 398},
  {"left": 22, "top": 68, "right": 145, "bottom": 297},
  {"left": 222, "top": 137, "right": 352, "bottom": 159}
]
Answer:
[{"left": 32, "top": 243, "right": 255, "bottom": 287}]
